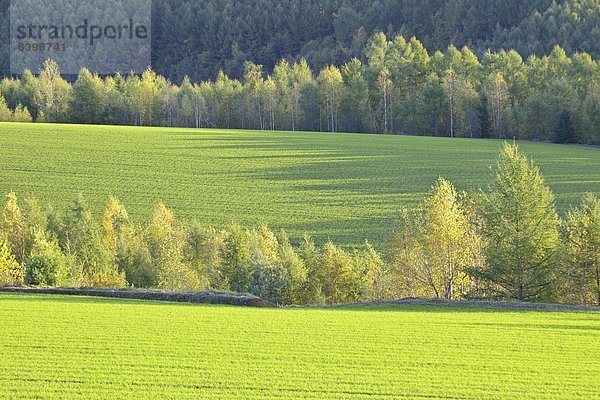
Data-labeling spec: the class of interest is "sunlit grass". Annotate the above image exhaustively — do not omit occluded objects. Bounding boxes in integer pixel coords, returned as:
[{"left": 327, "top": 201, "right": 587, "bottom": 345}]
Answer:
[
  {"left": 0, "top": 294, "right": 598, "bottom": 399},
  {"left": 1, "top": 122, "right": 599, "bottom": 246}
]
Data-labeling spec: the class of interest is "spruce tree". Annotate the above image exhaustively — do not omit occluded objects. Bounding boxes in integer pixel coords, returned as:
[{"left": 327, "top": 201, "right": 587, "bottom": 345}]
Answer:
[
  {"left": 478, "top": 93, "right": 491, "bottom": 139},
  {"left": 554, "top": 109, "right": 576, "bottom": 144}
]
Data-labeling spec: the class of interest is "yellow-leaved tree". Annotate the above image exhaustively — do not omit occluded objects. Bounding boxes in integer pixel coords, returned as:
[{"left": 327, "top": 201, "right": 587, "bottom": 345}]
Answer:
[
  {"left": 149, "top": 203, "right": 207, "bottom": 292},
  {"left": 0, "top": 237, "right": 23, "bottom": 286},
  {"left": 1, "top": 192, "right": 27, "bottom": 264},
  {"left": 415, "top": 178, "right": 476, "bottom": 300}
]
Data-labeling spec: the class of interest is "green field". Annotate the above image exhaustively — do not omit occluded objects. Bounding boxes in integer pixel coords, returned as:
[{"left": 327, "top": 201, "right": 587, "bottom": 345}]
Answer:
[
  {"left": 1, "top": 122, "right": 599, "bottom": 246},
  {"left": 0, "top": 294, "right": 598, "bottom": 399}
]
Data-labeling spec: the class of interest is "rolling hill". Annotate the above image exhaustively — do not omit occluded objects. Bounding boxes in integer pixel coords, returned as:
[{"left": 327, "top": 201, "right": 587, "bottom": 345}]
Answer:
[{"left": 1, "top": 122, "right": 599, "bottom": 247}]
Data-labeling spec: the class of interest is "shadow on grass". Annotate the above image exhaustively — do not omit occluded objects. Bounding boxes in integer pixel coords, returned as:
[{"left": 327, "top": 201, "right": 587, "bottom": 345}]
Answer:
[
  {"left": 307, "top": 299, "right": 600, "bottom": 314},
  {"left": 2, "top": 290, "right": 599, "bottom": 317}
]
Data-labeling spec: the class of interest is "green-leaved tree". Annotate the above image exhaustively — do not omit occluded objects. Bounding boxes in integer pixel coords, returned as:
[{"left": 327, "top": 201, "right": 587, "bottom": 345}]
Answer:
[
  {"left": 479, "top": 143, "right": 560, "bottom": 301},
  {"left": 562, "top": 193, "right": 600, "bottom": 305}
]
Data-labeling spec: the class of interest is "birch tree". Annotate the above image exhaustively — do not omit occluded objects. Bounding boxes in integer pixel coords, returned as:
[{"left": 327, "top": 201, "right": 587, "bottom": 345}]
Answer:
[
  {"left": 317, "top": 66, "right": 343, "bottom": 132},
  {"left": 376, "top": 68, "right": 393, "bottom": 133},
  {"left": 415, "top": 178, "right": 474, "bottom": 299},
  {"left": 485, "top": 73, "right": 510, "bottom": 138},
  {"left": 1, "top": 192, "right": 27, "bottom": 264}
]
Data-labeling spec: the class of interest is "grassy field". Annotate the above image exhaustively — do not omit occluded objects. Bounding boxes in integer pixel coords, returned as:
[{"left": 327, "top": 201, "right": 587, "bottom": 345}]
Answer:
[
  {"left": 0, "top": 293, "right": 598, "bottom": 399},
  {"left": 1, "top": 122, "right": 599, "bottom": 246}
]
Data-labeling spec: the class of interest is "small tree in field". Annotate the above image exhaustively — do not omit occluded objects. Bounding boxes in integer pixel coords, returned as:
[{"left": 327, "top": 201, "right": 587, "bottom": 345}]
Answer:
[
  {"left": 0, "top": 96, "right": 12, "bottom": 122},
  {"left": 357, "top": 241, "right": 390, "bottom": 301},
  {"left": 415, "top": 178, "right": 475, "bottom": 300},
  {"left": 315, "top": 242, "right": 361, "bottom": 304},
  {"left": 1, "top": 192, "right": 27, "bottom": 264},
  {"left": 278, "top": 230, "right": 308, "bottom": 304},
  {"left": 562, "top": 193, "right": 600, "bottom": 305},
  {"left": 479, "top": 143, "right": 560, "bottom": 301},
  {"left": 390, "top": 209, "right": 424, "bottom": 298},
  {"left": 149, "top": 203, "right": 205, "bottom": 291},
  {"left": 102, "top": 196, "right": 131, "bottom": 261},
  {"left": 64, "top": 195, "right": 126, "bottom": 288},
  {"left": 391, "top": 180, "right": 478, "bottom": 300},
  {"left": 25, "top": 231, "right": 65, "bottom": 286},
  {"left": 221, "top": 223, "right": 252, "bottom": 292},
  {"left": 12, "top": 105, "right": 33, "bottom": 123},
  {"left": 0, "top": 238, "right": 23, "bottom": 286}
]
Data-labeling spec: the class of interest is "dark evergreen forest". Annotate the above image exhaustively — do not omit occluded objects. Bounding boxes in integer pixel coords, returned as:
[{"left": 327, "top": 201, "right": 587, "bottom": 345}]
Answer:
[{"left": 2, "top": 0, "right": 600, "bottom": 82}]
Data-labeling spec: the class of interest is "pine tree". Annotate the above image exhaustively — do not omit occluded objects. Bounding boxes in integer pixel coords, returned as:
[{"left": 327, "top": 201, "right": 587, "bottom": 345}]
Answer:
[
  {"left": 421, "top": 73, "right": 448, "bottom": 136},
  {"left": 479, "top": 143, "right": 560, "bottom": 301},
  {"left": 341, "top": 58, "right": 369, "bottom": 133}
]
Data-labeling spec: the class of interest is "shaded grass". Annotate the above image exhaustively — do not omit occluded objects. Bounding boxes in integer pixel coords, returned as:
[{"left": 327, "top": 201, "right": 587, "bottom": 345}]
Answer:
[{"left": 1, "top": 122, "right": 599, "bottom": 247}]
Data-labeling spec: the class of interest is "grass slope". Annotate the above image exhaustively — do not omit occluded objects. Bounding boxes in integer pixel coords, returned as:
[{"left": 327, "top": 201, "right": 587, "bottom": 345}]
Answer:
[
  {"left": 0, "top": 294, "right": 599, "bottom": 399},
  {"left": 1, "top": 122, "right": 599, "bottom": 246}
]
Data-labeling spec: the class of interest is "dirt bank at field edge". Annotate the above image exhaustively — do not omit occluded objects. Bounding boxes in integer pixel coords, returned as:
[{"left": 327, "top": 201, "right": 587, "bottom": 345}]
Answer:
[
  {"left": 334, "top": 298, "right": 600, "bottom": 311},
  {"left": 0, "top": 287, "right": 275, "bottom": 308}
]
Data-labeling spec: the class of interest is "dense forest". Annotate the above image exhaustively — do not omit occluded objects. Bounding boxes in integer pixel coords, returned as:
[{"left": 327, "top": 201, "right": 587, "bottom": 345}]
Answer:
[
  {"left": 150, "top": 0, "right": 571, "bottom": 82},
  {"left": 2, "top": 0, "right": 600, "bottom": 81},
  {"left": 2, "top": 1, "right": 600, "bottom": 143},
  {"left": 2, "top": 34, "right": 600, "bottom": 144},
  {"left": 1, "top": 144, "right": 599, "bottom": 306}
]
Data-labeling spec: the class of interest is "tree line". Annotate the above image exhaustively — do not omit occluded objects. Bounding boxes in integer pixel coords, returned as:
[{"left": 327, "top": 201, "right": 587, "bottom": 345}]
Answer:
[
  {"left": 2, "top": 31, "right": 600, "bottom": 144},
  {"left": 1, "top": 143, "right": 598, "bottom": 306}
]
